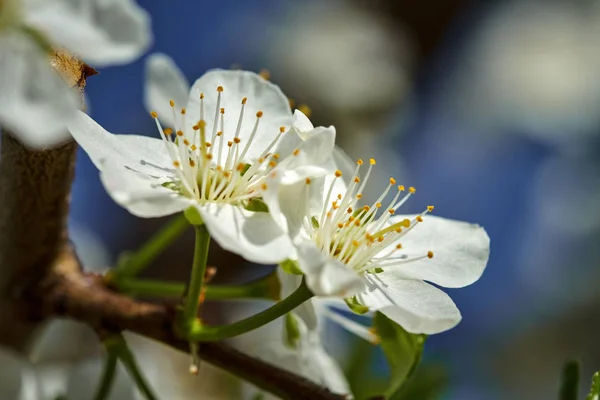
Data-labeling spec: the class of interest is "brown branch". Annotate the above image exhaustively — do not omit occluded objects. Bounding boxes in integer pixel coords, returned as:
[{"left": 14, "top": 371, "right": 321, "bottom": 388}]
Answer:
[{"left": 33, "top": 248, "right": 347, "bottom": 400}]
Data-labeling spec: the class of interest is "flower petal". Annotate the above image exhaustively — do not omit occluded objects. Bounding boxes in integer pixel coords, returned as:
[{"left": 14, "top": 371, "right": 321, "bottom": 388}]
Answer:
[
  {"left": 303, "top": 339, "right": 352, "bottom": 396},
  {"left": 382, "top": 215, "right": 490, "bottom": 288},
  {"left": 0, "top": 34, "right": 78, "bottom": 149},
  {"left": 277, "top": 268, "right": 318, "bottom": 331},
  {"left": 186, "top": 70, "right": 292, "bottom": 163},
  {"left": 357, "top": 273, "right": 461, "bottom": 334},
  {"left": 0, "top": 346, "right": 40, "bottom": 400},
  {"left": 197, "top": 202, "right": 294, "bottom": 264},
  {"left": 68, "top": 111, "right": 176, "bottom": 177},
  {"left": 100, "top": 163, "right": 192, "bottom": 218},
  {"left": 296, "top": 241, "right": 365, "bottom": 297},
  {"left": 144, "top": 53, "right": 190, "bottom": 127},
  {"left": 25, "top": 0, "right": 151, "bottom": 66},
  {"left": 291, "top": 109, "right": 314, "bottom": 132}
]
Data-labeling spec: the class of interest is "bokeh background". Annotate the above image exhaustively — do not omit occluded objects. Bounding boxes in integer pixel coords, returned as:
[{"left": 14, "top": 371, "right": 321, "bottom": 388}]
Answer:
[{"left": 6, "top": 0, "right": 600, "bottom": 399}]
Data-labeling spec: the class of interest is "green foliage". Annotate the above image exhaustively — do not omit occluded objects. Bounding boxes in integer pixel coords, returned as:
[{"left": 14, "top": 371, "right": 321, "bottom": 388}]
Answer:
[
  {"left": 373, "top": 312, "right": 427, "bottom": 399},
  {"left": 559, "top": 360, "right": 580, "bottom": 400},
  {"left": 586, "top": 371, "right": 600, "bottom": 400}
]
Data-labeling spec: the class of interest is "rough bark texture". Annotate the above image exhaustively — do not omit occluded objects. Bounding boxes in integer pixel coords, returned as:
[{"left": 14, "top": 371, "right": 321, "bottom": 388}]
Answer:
[{"left": 0, "top": 50, "right": 348, "bottom": 399}]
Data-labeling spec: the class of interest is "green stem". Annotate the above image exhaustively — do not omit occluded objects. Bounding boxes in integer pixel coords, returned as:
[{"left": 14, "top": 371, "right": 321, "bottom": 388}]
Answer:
[
  {"left": 92, "top": 350, "right": 118, "bottom": 400},
  {"left": 118, "top": 272, "right": 280, "bottom": 301},
  {"left": 190, "top": 278, "right": 313, "bottom": 341},
  {"left": 182, "top": 224, "right": 210, "bottom": 330},
  {"left": 114, "top": 214, "right": 189, "bottom": 279},
  {"left": 108, "top": 335, "right": 158, "bottom": 400}
]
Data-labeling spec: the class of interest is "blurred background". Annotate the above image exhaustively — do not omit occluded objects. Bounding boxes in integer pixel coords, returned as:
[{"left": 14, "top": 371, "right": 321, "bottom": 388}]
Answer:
[{"left": 5, "top": 0, "right": 600, "bottom": 398}]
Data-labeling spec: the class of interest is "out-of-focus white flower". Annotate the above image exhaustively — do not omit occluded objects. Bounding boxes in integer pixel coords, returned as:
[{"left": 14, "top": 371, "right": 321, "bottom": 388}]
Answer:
[
  {"left": 0, "top": 0, "right": 151, "bottom": 148},
  {"left": 0, "top": 346, "right": 40, "bottom": 400},
  {"left": 281, "top": 160, "right": 490, "bottom": 334},
  {"left": 448, "top": 0, "right": 600, "bottom": 146},
  {"left": 70, "top": 57, "right": 335, "bottom": 264}
]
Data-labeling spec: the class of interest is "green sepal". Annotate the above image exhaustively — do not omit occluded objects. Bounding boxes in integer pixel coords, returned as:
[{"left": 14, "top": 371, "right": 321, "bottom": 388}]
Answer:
[
  {"left": 344, "top": 296, "right": 369, "bottom": 314},
  {"left": 245, "top": 198, "right": 269, "bottom": 213},
  {"left": 184, "top": 206, "right": 203, "bottom": 225},
  {"left": 283, "top": 313, "right": 301, "bottom": 349},
  {"left": 280, "top": 259, "right": 303, "bottom": 275},
  {"left": 373, "top": 312, "right": 427, "bottom": 399},
  {"left": 311, "top": 216, "right": 320, "bottom": 229},
  {"left": 586, "top": 371, "right": 600, "bottom": 400}
]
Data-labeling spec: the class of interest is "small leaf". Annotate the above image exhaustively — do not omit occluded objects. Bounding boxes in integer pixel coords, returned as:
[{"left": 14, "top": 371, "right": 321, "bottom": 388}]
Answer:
[
  {"left": 586, "top": 371, "right": 600, "bottom": 400},
  {"left": 373, "top": 312, "right": 426, "bottom": 399},
  {"left": 559, "top": 360, "right": 580, "bottom": 400},
  {"left": 280, "top": 259, "right": 303, "bottom": 275}
]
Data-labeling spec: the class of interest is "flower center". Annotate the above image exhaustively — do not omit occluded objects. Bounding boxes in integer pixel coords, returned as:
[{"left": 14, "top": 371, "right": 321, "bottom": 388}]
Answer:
[
  {"left": 150, "top": 86, "right": 285, "bottom": 207},
  {"left": 309, "top": 158, "right": 434, "bottom": 274}
]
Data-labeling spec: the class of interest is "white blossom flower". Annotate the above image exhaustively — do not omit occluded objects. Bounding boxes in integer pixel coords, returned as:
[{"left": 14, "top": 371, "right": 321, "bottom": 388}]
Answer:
[
  {"left": 69, "top": 60, "right": 335, "bottom": 264},
  {"left": 0, "top": 0, "right": 151, "bottom": 148},
  {"left": 280, "top": 159, "right": 490, "bottom": 334}
]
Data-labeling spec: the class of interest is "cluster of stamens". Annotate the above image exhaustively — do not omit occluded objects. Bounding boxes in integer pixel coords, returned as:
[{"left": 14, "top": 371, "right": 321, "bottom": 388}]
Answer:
[
  {"left": 308, "top": 158, "right": 434, "bottom": 274},
  {"left": 150, "top": 86, "right": 288, "bottom": 205}
]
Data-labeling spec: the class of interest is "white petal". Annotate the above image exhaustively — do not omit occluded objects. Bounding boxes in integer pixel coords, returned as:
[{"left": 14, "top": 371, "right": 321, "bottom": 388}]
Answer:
[
  {"left": 144, "top": 53, "right": 190, "bottom": 127},
  {"left": 68, "top": 111, "right": 176, "bottom": 177},
  {"left": 0, "top": 346, "right": 40, "bottom": 400},
  {"left": 100, "top": 163, "right": 192, "bottom": 218},
  {"left": 186, "top": 70, "right": 292, "bottom": 163},
  {"left": 383, "top": 215, "right": 490, "bottom": 288},
  {"left": 357, "top": 273, "right": 461, "bottom": 334},
  {"left": 302, "top": 337, "right": 352, "bottom": 396},
  {"left": 296, "top": 241, "right": 365, "bottom": 297},
  {"left": 0, "top": 34, "right": 78, "bottom": 149},
  {"left": 277, "top": 268, "right": 318, "bottom": 331},
  {"left": 197, "top": 203, "right": 294, "bottom": 264},
  {"left": 291, "top": 109, "right": 314, "bottom": 132},
  {"left": 25, "top": 0, "right": 151, "bottom": 66}
]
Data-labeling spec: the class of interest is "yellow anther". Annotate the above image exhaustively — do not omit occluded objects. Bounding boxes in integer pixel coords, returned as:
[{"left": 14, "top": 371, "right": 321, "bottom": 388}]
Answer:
[
  {"left": 176, "top": 130, "right": 184, "bottom": 136},
  {"left": 164, "top": 128, "right": 173, "bottom": 135},
  {"left": 217, "top": 131, "right": 223, "bottom": 136},
  {"left": 409, "top": 187, "right": 416, "bottom": 194},
  {"left": 227, "top": 141, "right": 233, "bottom": 147},
  {"left": 256, "top": 111, "right": 263, "bottom": 118},
  {"left": 357, "top": 159, "right": 364, "bottom": 166},
  {"left": 377, "top": 236, "right": 384, "bottom": 243},
  {"left": 216, "top": 165, "right": 223, "bottom": 171},
  {"left": 398, "top": 185, "right": 405, "bottom": 191},
  {"left": 220, "top": 108, "right": 225, "bottom": 114},
  {"left": 326, "top": 211, "right": 332, "bottom": 218},
  {"left": 289, "top": 98, "right": 295, "bottom": 108},
  {"left": 293, "top": 149, "right": 300, "bottom": 156},
  {"left": 388, "top": 209, "right": 395, "bottom": 215},
  {"left": 427, "top": 205, "right": 434, "bottom": 212},
  {"left": 369, "top": 158, "right": 376, "bottom": 165},
  {"left": 394, "top": 227, "right": 402, "bottom": 233},
  {"left": 205, "top": 142, "right": 211, "bottom": 147},
  {"left": 337, "top": 194, "right": 342, "bottom": 200},
  {"left": 354, "top": 177, "right": 360, "bottom": 183},
  {"left": 346, "top": 207, "right": 353, "bottom": 214},
  {"left": 354, "top": 220, "right": 361, "bottom": 227},
  {"left": 192, "top": 124, "right": 199, "bottom": 130},
  {"left": 356, "top": 193, "right": 363, "bottom": 199},
  {"left": 366, "top": 233, "right": 374, "bottom": 242},
  {"left": 261, "top": 183, "right": 268, "bottom": 191},
  {"left": 181, "top": 108, "right": 186, "bottom": 115},
  {"left": 258, "top": 157, "right": 265, "bottom": 163},
  {"left": 169, "top": 100, "right": 175, "bottom": 107},
  {"left": 427, "top": 251, "right": 434, "bottom": 259},
  {"left": 416, "top": 216, "right": 423, "bottom": 222},
  {"left": 305, "top": 178, "right": 312, "bottom": 185},
  {"left": 173, "top": 161, "right": 180, "bottom": 167},
  {"left": 396, "top": 243, "right": 403, "bottom": 249},
  {"left": 349, "top": 216, "right": 355, "bottom": 222},
  {"left": 217, "top": 86, "right": 223, "bottom": 92},
  {"left": 389, "top": 177, "right": 396, "bottom": 185},
  {"left": 236, "top": 163, "right": 245, "bottom": 171},
  {"left": 150, "top": 111, "right": 158, "bottom": 118},
  {"left": 269, "top": 160, "right": 277, "bottom": 168},
  {"left": 363, "top": 205, "right": 370, "bottom": 211},
  {"left": 200, "top": 93, "right": 204, "bottom": 99},
  {"left": 352, "top": 240, "right": 360, "bottom": 247},
  {"left": 233, "top": 137, "right": 241, "bottom": 144},
  {"left": 183, "top": 139, "right": 190, "bottom": 146},
  {"left": 298, "top": 104, "right": 311, "bottom": 118},
  {"left": 223, "top": 171, "right": 232, "bottom": 178},
  {"left": 259, "top": 69, "right": 271, "bottom": 80},
  {"left": 198, "top": 120, "right": 206, "bottom": 129},
  {"left": 190, "top": 145, "right": 197, "bottom": 151},
  {"left": 376, "top": 202, "right": 382, "bottom": 208},
  {"left": 335, "top": 170, "right": 342, "bottom": 178},
  {"left": 279, "top": 126, "right": 286, "bottom": 133},
  {"left": 206, "top": 154, "right": 213, "bottom": 160},
  {"left": 332, "top": 201, "right": 339, "bottom": 209},
  {"left": 335, "top": 223, "right": 343, "bottom": 229},
  {"left": 273, "top": 153, "right": 280, "bottom": 160},
  {"left": 241, "top": 97, "right": 247, "bottom": 104},
  {"left": 189, "top": 160, "right": 196, "bottom": 167}
]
